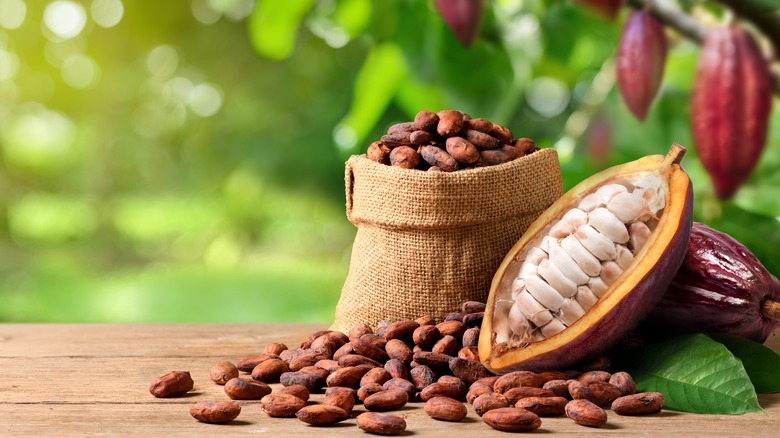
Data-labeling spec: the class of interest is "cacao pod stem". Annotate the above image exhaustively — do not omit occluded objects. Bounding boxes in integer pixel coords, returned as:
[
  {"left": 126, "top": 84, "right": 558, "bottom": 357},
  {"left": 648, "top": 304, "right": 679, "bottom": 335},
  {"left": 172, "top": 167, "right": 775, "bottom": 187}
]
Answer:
[{"left": 761, "top": 300, "right": 780, "bottom": 321}]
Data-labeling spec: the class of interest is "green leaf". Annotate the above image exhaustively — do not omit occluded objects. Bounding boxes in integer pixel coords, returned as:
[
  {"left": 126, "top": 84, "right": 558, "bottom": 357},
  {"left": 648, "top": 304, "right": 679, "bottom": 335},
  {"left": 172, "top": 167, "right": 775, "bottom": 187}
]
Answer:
[
  {"left": 334, "top": 43, "right": 407, "bottom": 153},
  {"left": 710, "top": 333, "right": 780, "bottom": 394},
  {"left": 626, "top": 333, "right": 764, "bottom": 414},
  {"left": 248, "top": 0, "right": 317, "bottom": 60}
]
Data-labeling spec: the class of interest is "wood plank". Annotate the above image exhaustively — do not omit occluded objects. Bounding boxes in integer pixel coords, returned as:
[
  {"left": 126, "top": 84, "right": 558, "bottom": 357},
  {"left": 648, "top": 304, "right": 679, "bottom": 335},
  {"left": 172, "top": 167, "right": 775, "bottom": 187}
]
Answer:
[{"left": 0, "top": 324, "right": 777, "bottom": 437}]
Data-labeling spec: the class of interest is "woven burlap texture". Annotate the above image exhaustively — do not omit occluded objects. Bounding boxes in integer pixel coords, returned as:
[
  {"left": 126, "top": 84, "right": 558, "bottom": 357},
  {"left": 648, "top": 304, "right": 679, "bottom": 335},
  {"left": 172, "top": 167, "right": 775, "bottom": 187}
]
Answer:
[{"left": 331, "top": 147, "right": 563, "bottom": 333}]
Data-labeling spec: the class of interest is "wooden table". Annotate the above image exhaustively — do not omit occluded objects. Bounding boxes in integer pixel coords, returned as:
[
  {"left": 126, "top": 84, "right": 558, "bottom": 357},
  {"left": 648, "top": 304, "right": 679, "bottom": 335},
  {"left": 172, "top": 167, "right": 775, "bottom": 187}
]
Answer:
[{"left": 1, "top": 324, "right": 778, "bottom": 436}]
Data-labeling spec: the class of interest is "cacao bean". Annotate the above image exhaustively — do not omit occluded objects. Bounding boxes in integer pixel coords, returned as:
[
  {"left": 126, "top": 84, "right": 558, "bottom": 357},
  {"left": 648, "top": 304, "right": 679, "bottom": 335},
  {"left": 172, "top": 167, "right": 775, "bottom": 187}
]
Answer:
[
  {"left": 383, "top": 320, "right": 419, "bottom": 342},
  {"left": 368, "top": 141, "right": 391, "bottom": 164},
  {"left": 358, "top": 383, "right": 385, "bottom": 402},
  {"left": 466, "top": 382, "right": 493, "bottom": 404},
  {"left": 348, "top": 322, "right": 373, "bottom": 341},
  {"left": 314, "top": 359, "right": 341, "bottom": 373},
  {"left": 356, "top": 412, "right": 407, "bottom": 435},
  {"left": 424, "top": 396, "right": 468, "bottom": 421},
  {"left": 410, "top": 130, "right": 436, "bottom": 145},
  {"left": 448, "top": 356, "right": 492, "bottom": 384},
  {"left": 260, "top": 393, "right": 307, "bottom": 417},
  {"left": 432, "top": 335, "right": 459, "bottom": 356},
  {"left": 264, "top": 342, "right": 288, "bottom": 355},
  {"left": 457, "top": 346, "right": 480, "bottom": 361},
  {"left": 280, "top": 371, "right": 324, "bottom": 392},
  {"left": 338, "top": 353, "right": 382, "bottom": 368},
  {"left": 237, "top": 354, "right": 275, "bottom": 373},
  {"left": 301, "top": 330, "right": 330, "bottom": 349},
  {"left": 414, "top": 110, "right": 439, "bottom": 131},
  {"left": 436, "top": 320, "right": 466, "bottom": 339},
  {"left": 437, "top": 110, "right": 465, "bottom": 137},
  {"left": 277, "top": 384, "right": 310, "bottom": 401},
  {"left": 464, "top": 118, "right": 493, "bottom": 133},
  {"left": 323, "top": 386, "right": 356, "bottom": 413},
  {"left": 445, "top": 312, "right": 465, "bottom": 321},
  {"left": 389, "top": 146, "right": 420, "bottom": 169},
  {"left": 384, "top": 359, "right": 409, "bottom": 381},
  {"left": 568, "top": 380, "right": 622, "bottom": 407},
  {"left": 503, "top": 386, "right": 556, "bottom": 405},
  {"left": 333, "top": 342, "right": 354, "bottom": 361},
  {"left": 209, "top": 362, "right": 238, "bottom": 385},
  {"left": 415, "top": 315, "right": 436, "bottom": 326},
  {"left": 251, "top": 358, "right": 288, "bottom": 382},
  {"left": 514, "top": 137, "right": 535, "bottom": 155},
  {"left": 515, "top": 396, "right": 568, "bottom": 416},
  {"left": 490, "top": 123, "right": 513, "bottom": 144},
  {"left": 543, "top": 379, "right": 573, "bottom": 398},
  {"left": 445, "top": 137, "right": 479, "bottom": 164},
  {"left": 149, "top": 371, "right": 194, "bottom": 398},
  {"left": 385, "top": 338, "right": 414, "bottom": 363},
  {"left": 609, "top": 371, "right": 636, "bottom": 396},
  {"left": 326, "top": 366, "right": 367, "bottom": 388},
  {"left": 494, "top": 371, "right": 545, "bottom": 393},
  {"left": 295, "top": 404, "right": 350, "bottom": 426},
  {"left": 387, "top": 122, "right": 417, "bottom": 134},
  {"left": 413, "top": 351, "right": 452, "bottom": 370},
  {"left": 565, "top": 399, "right": 607, "bottom": 427},
  {"left": 611, "top": 392, "right": 664, "bottom": 415},
  {"left": 382, "top": 378, "right": 416, "bottom": 399},
  {"left": 420, "top": 145, "right": 459, "bottom": 172},
  {"left": 189, "top": 401, "right": 241, "bottom": 424},
  {"left": 364, "top": 389, "right": 409, "bottom": 411},
  {"left": 413, "top": 325, "right": 441, "bottom": 349},
  {"left": 223, "top": 377, "right": 272, "bottom": 400},
  {"left": 463, "top": 129, "right": 500, "bottom": 150},
  {"left": 361, "top": 367, "right": 392, "bottom": 387},
  {"left": 577, "top": 370, "right": 611, "bottom": 382},
  {"left": 482, "top": 407, "right": 542, "bottom": 432},
  {"left": 410, "top": 365, "right": 435, "bottom": 391},
  {"left": 473, "top": 392, "right": 510, "bottom": 416},
  {"left": 462, "top": 312, "right": 483, "bottom": 327}
]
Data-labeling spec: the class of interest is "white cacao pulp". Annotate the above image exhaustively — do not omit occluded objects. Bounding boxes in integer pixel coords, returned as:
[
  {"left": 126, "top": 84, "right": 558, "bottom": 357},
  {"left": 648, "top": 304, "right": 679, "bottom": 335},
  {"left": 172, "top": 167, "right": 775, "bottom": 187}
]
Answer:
[{"left": 494, "top": 173, "right": 665, "bottom": 344}]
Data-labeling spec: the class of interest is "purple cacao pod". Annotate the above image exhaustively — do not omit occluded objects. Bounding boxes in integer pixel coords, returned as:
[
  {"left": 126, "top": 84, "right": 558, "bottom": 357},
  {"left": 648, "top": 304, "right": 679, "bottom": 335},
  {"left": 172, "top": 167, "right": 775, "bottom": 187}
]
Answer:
[
  {"left": 643, "top": 222, "right": 780, "bottom": 343},
  {"left": 616, "top": 10, "right": 667, "bottom": 121},
  {"left": 434, "top": 0, "right": 483, "bottom": 47},
  {"left": 691, "top": 26, "right": 773, "bottom": 199}
]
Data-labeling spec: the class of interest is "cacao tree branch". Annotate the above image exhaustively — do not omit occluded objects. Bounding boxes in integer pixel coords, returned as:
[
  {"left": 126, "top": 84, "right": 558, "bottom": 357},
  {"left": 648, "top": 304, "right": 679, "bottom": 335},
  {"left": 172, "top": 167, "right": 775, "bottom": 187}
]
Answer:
[
  {"left": 627, "top": 0, "right": 780, "bottom": 96},
  {"left": 711, "top": 0, "right": 780, "bottom": 55}
]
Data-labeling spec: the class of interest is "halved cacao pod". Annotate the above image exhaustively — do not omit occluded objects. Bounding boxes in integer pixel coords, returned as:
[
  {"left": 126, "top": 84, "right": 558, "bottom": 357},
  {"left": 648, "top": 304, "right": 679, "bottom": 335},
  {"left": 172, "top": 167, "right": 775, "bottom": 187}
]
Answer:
[
  {"left": 479, "top": 144, "right": 692, "bottom": 373},
  {"left": 641, "top": 222, "right": 780, "bottom": 343}
]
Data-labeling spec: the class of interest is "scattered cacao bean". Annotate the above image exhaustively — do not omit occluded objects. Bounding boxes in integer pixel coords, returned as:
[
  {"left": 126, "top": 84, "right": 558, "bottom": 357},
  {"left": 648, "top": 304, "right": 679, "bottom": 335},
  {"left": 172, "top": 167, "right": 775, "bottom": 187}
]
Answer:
[
  {"left": 251, "top": 358, "right": 288, "bottom": 382},
  {"left": 494, "top": 371, "right": 545, "bottom": 393},
  {"left": 382, "top": 378, "right": 416, "bottom": 399},
  {"left": 515, "top": 396, "right": 568, "bottom": 416},
  {"left": 473, "top": 392, "right": 510, "bottom": 416},
  {"left": 389, "top": 146, "right": 420, "bottom": 169},
  {"left": 543, "top": 379, "right": 573, "bottom": 398},
  {"left": 482, "top": 407, "right": 542, "bottom": 432},
  {"left": 209, "top": 362, "right": 238, "bottom": 385},
  {"left": 189, "top": 401, "right": 241, "bottom": 424},
  {"left": 358, "top": 383, "right": 385, "bottom": 402},
  {"left": 224, "top": 377, "right": 272, "bottom": 400},
  {"left": 448, "top": 357, "right": 491, "bottom": 384},
  {"left": 326, "top": 365, "right": 366, "bottom": 388},
  {"left": 503, "top": 386, "right": 556, "bottom": 405},
  {"left": 260, "top": 393, "right": 307, "bottom": 417},
  {"left": 361, "top": 367, "right": 392, "bottom": 387},
  {"left": 565, "top": 399, "right": 608, "bottom": 427},
  {"left": 277, "top": 384, "right": 309, "bottom": 401},
  {"left": 466, "top": 382, "right": 493, "bottom": 404},
  {"left": 348, "top": 322, "right": 373, "bottom": 341},
  {"left": 424, "top": 396, "right": 468, "bottom": 422},
  {"left": 412, "top": 325, "right": 441, "bottom": 349},
  {"left": 609, "top": 371, "right": 637, "bottom": 396},
  {"left": 384, "top": 359, "right": 409, "bottom": 381},
  {"left": 295, "top": 404, "right": 350, "bottom": 426},
  {"left": 356, "top": 412, "right": 407, "bottom": 435},
  {"left": 323, "top": 386, "right": 356, "bottom": 413},
  {"left": 568, "top": 380, "right": 622, "bottom": 407},
  {"left": 385, "top": 339, "right": 413, "bottom": 363},
  {"left": 237, "top": 355, "right": 274, "bottom": 373},
  {"left": 410, "top": 364, "right": 435, "bottom": 391},
  {"left": 432, "top": 335, "right": 459, "bottom": 356},
  {"left": 149, "top": 371, "right": 194, "bottom": 398},
  {"left": 611, "top": 392, "right": 664, "bottom": 415},
  {"left": 364, "top": 389, "right": 409, "bottom": 411}
]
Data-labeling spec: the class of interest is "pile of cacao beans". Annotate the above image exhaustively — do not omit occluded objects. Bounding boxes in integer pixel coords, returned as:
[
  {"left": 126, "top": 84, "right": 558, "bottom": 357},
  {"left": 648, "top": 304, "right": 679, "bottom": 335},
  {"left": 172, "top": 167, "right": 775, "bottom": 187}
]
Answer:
[
  {"left": 367, "top": 109, "right": 536, "bottom": 171},
  {"left": 150, "top": 300, "right": 664, "bottom": 433}
]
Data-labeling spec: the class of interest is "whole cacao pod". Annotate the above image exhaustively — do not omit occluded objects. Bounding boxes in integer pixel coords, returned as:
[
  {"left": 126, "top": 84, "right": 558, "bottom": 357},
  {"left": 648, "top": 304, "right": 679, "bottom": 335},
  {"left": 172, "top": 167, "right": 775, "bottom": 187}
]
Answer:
[
  {"left": 616, "top": 10, "right": 667, "bottom": 121},
  {"left": 691, "top": 26, "right": 773, "bottom": 199},
  {"left": 434, "top": 0, "right": 483, "bottom": 47},
  {"left": 642, "top": 222, "right": 780, "bottom": 343}
]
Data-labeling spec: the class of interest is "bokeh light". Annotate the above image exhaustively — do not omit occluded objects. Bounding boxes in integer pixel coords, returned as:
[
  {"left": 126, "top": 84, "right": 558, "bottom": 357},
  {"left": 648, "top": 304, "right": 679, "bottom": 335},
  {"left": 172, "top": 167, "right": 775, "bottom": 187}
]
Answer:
[
  {"left": 43, "top": 1, "right": 88, "bottom": 40},
  {"left": 146, "top": 45, "right": 179, "bottom": 77},
  {"left": 91, "top": 0, "right": 123, "bottom": 28},
  {"left": 60, "top": 53, "right": 100, "bottom": 88},
  {"left": 0, "top": 0, "right": 26, "bottom": 30},
  {"left": 188, "top": 82, "right": 223, "bottom": 117},
  {"left": 525, "top": 77, "right": 571, "bottom": 117}
]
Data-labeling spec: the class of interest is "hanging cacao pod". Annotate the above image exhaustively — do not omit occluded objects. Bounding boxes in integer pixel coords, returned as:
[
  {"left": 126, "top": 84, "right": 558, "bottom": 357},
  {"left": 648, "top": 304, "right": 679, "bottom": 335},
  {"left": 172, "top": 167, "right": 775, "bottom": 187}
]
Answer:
[
  {"left": 616, "top": 10, "right": 667, "bottom": 121},
  {"left": 641, "top": 222, "right": 780, "bottom": 344},
  {"left": 434, "top": 0, "right": 483, "bottom": 47},
  {"left": 573, "top": 0, "right": 623, "bottom": 21},
  {"left": 691, "top": 26, "right": 773, "bottom": 199}
]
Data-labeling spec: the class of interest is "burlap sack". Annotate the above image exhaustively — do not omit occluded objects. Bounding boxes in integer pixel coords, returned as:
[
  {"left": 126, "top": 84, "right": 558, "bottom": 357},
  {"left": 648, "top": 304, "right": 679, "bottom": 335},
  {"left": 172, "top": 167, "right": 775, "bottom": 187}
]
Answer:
[{"left": 331, "top": 148, "right": 563, "bottom": 332}]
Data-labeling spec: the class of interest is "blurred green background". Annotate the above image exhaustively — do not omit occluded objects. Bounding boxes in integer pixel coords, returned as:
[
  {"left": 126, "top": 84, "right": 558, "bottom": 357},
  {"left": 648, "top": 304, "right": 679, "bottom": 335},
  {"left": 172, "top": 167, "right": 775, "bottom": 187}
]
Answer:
[{"left": 0, "top": 0, "right": 777, "bottom": 323}]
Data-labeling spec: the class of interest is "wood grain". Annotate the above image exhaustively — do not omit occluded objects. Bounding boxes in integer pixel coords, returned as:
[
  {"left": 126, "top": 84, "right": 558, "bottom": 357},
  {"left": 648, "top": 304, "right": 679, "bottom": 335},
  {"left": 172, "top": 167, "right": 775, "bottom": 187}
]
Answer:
[{"left": 0, "top": 324, "right": 777, "bottom": 437}]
